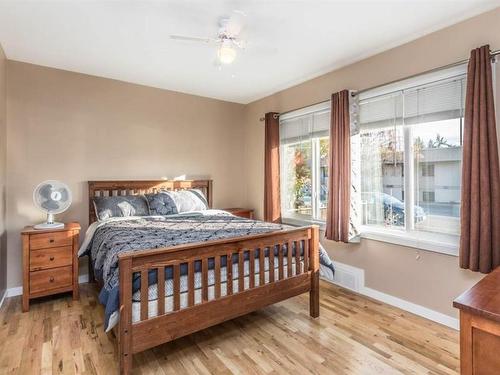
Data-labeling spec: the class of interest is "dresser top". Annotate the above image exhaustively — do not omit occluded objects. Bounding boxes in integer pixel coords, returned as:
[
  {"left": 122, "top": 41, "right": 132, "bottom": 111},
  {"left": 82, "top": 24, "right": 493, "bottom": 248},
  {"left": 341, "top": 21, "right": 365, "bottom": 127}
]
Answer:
[
  {"left": 22, "top": 222, "right": 81, "bottom": 235},
  {"left": 453, "top": 267, "right": 500, "bottom": 323}
]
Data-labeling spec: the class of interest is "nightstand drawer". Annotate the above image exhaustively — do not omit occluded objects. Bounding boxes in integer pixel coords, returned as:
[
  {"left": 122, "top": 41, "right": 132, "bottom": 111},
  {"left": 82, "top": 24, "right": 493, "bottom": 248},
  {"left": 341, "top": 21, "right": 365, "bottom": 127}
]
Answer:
[
  {"left": 30, "top": 231, "right": 73, "bottom": 250},
  {"left": 30, "top": 266, "right": 73, "bottom": 294},
  {"left": 30, "top": 246, "right": 72, "bottom": 271}
]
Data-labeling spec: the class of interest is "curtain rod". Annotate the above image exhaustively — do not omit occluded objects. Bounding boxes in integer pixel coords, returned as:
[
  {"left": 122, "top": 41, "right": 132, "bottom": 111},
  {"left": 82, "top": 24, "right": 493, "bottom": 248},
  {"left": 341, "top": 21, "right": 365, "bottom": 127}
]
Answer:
[{"left": 259, "top": 49, "right": 500, "bottom": 121}]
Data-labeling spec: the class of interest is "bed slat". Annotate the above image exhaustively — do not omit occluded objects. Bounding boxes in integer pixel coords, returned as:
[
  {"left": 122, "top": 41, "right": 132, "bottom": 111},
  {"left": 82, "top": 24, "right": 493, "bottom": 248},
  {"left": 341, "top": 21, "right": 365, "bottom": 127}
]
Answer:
[
  {"left": 238, "top": 251, "right": 244, "bottom": 292},
  {"left": 287, "top": 241, "right": 293, "bottom": 278},
  {"left": 188, "top": 261, "right": 194, "bottom": 307},
  {"left": 173, "top": 264, "right": 180, "bottom": 311},
  {"left": 269, "top": 245, "right": 275, "bottom": 283},
  {"left": 304, "top": 239, "right": 309, "bottom": 271},
  {"left": 249, "top": 249, "right": 255, "bottom": 288},
  {"left": 259, "top": 247, "right": 265, "bottom": 286},
  {"left": 215, "top": 255, "right": 221, "bottom": 299},
  {"left": 227, "top": 253, "right": 233, "bottom": 295},
  {"left": 202, "top": 258, "right": 208, "bottom": 302},
  {"left": 278, "top": 244, "right": 284, "bottom": 280},
  {"left": 140, "top": 270, "right": 148, "bottom": 321},
  {"left": 157, "top": 267, "right": 165, "bottom": 316},
  {"left": 295, "top": 240, "right": 301, "bottom": 275}
]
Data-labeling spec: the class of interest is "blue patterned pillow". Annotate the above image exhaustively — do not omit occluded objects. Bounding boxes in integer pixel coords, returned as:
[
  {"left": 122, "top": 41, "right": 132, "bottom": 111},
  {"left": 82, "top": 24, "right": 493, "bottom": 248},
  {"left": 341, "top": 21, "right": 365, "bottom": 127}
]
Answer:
[
  {"left": 145, "top": 192, "right": 179, "bottom": 216},
  {"left": 93, "top": 195, "right": 150, "bottom": 221}
]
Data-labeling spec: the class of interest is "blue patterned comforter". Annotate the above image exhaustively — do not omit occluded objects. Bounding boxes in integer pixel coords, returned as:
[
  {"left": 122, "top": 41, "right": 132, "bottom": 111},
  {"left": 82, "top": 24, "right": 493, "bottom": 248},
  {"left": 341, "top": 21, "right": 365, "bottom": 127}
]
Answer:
[{"left": 78, "top": 210, "right": 335, "bottom": 331}]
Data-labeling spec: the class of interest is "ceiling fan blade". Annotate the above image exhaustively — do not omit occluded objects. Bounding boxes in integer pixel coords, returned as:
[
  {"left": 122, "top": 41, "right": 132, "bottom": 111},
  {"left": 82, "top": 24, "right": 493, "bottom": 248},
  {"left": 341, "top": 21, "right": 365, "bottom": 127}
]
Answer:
[
  {"left": 231, "top": 39, "right": 247, "bottom": 50},
  {"left": 169, "top": 35, "right": 217, "bottom": 44}
]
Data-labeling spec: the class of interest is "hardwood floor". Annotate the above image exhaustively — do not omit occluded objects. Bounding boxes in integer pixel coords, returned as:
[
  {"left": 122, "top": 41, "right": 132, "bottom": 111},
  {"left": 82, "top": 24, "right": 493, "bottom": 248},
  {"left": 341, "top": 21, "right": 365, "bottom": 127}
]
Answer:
[{"left": 0, "top": 280, "right": 459, "bottom": 374}]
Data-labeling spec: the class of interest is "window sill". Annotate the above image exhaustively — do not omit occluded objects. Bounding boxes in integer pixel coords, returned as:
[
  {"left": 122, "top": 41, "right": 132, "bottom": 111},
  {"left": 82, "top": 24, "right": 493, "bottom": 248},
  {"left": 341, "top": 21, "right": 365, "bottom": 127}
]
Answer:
[
  {"left": 282, "top": 219, "right": 459, "bottom": 256},
  {"left": 282, "top": 217, "right": 326, "bottom": 229},
  {"left": 360, "top": 226, "right": 459, "bottom": 256}
]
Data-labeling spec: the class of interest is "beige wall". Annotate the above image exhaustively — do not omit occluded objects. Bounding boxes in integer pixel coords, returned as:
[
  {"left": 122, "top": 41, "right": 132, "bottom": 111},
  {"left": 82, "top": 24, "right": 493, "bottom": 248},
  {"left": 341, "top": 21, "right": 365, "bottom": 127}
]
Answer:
[
  {"left": 0, "top": 43, "right": 6, "bottom": 299},
  {"left": 243, "top": 8, "right": 500, "bottom": 317},
  {"left": 6, "top": 62, "right": 245, "bottom": 288}
]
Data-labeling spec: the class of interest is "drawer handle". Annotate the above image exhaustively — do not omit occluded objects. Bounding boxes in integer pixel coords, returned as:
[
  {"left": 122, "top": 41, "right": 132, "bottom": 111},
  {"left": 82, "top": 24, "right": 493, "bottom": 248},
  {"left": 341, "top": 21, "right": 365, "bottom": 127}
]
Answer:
[
  {"left": 49, "top": 239, "right": 55, "bottom": 243},
  {"left": 49, "top": 256, "right": 55, "bottom": 261},
  {"left": 49, "top": 277, "right": 55, "bottom": 283}
]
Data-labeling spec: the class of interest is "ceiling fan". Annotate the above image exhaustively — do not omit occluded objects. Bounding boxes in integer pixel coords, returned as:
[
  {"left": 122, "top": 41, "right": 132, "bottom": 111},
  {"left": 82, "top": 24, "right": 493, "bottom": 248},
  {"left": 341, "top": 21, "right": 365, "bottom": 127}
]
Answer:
[{"left": 170, "top": 10, "right": 247, "bottom": 65}]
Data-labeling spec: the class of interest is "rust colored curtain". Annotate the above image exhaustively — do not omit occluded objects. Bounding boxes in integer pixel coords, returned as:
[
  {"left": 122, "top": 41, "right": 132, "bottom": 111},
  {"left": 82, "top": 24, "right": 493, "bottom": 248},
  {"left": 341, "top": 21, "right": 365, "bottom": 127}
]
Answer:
[
  {"left": 264, "top": 112, "right": 281, "bottom": 223},
  {"left": 325, "top": 90, "right": 350, "bottom": 242},
  {"left": 460, "top": 45, "right": 500, "bottom": 273}
]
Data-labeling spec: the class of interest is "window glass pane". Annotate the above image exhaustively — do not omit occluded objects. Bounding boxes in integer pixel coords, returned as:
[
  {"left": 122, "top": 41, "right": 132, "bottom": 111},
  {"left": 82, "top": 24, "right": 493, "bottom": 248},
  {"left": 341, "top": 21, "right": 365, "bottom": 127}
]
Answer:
[
  {"left": 412, "top": 118, "right": 462, "bottom": 236},
  {"left": 360, "top": 124, "right": 405, "bottom": 229},
  {"left": 281, "top": 140, "right": 312, "bottom": 220},
  {"left": 318, "top": 137, "right": 329, "bottom": 220}
]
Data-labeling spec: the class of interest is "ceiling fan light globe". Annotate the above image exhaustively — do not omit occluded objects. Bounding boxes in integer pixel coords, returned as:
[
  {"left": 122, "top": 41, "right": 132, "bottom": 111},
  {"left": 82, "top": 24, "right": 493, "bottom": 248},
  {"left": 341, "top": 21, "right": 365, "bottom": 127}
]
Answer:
[{"left": 218, "top": 45, "right": 236, "bottom": 64}]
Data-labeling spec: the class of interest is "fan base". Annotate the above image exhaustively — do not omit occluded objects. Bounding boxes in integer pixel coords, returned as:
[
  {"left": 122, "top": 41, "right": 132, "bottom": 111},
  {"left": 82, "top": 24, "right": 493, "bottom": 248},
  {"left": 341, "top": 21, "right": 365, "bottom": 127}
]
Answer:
[{"left": 34, "top": 222, "right": 65, "bottom": 230}]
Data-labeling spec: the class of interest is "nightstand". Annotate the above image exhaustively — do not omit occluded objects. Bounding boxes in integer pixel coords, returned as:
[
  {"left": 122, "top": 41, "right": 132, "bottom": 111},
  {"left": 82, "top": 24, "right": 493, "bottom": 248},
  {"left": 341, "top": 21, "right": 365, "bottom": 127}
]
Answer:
[
  {"left": 21, "top": 222, "right": 81, "bottom": 312},
  {"left": 223, "top": 208, "right": 254, "bottom": 219}
]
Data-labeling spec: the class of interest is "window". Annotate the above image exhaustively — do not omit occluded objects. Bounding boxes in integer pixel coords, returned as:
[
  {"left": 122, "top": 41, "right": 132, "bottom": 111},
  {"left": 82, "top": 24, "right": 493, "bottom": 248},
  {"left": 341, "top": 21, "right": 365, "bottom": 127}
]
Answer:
[
  {"left": 356, "top": 65, "right": 466, "bottom": 253},
  {"left": 422, "top": 191, "right": 435, "bottom": 202},
  {"left": 421, "top": 163, "right": 435, "bottom": 177},
  {"left": 279, "top": 103, "right": 329, "bottom": 224}
]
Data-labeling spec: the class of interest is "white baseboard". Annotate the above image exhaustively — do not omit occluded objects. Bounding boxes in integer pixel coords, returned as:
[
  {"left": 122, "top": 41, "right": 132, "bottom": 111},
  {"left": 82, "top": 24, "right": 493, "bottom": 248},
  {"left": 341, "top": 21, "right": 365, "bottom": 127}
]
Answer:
[
  {"left": 361, "top": 286, "right": 459, "bottom": 330},
  {"left": 2, "top": 274, "right": 90, "bottom": 300},
  {"left": 322, "top": 262, "right": 459, "bottom": 330},
  {"left": 0, "top": 290, "right": 6, "bottom": 311},
  {"left": 5, "top": 286, "right": 23, "bottom": 298}
]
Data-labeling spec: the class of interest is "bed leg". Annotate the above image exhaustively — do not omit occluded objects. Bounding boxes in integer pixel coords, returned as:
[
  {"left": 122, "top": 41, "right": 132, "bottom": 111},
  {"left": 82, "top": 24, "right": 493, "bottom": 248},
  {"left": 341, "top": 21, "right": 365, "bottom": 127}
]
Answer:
[
  {"left": 119, "top": 257, "right": 133, "bottom": 374},
  {"left": 118, "top": 316, "right": 132, "bottom": 375},
  {"left": 310, "top": 271, "right": 320, "bottom": 318},
  {"left": 309, "top": 225, "right": 320, "bottom": 318},
  {"left": 120, "top": 348, "right": 132, "bottom": 375}
]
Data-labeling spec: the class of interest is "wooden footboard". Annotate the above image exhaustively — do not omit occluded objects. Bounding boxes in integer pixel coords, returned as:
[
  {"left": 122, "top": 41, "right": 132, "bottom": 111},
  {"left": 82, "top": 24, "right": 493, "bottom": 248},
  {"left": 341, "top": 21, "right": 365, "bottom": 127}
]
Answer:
[{"left": 117, "top": 225, "right": 320, "bottom": 374}]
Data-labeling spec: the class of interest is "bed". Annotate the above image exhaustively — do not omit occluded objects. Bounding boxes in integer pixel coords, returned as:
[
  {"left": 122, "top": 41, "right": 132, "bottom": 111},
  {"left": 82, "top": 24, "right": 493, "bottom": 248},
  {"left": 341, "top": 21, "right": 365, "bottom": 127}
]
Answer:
[{"left": 79, "top": 180, "right": 329, "bottom": 374}]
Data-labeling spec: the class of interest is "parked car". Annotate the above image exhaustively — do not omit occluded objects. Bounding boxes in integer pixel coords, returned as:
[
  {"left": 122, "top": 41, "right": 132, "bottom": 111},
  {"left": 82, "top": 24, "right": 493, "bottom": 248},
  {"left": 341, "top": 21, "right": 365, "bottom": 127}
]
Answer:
[{"left": 362, "top": 192, "right": 426, "bottom": 226}]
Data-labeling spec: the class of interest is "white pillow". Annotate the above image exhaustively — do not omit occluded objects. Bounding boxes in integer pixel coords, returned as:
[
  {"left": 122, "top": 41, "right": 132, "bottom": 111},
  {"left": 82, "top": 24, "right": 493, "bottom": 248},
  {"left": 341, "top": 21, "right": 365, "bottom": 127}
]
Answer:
[{"left": 166, "top": 189, "right": 208, "bottom": 213}]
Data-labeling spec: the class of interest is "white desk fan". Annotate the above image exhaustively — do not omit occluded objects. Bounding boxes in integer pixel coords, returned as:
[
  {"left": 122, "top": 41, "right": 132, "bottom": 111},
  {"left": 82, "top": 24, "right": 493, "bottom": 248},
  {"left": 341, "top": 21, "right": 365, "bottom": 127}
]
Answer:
[{"left": 33, "top": 180, "right": 72, "bottom": 230}]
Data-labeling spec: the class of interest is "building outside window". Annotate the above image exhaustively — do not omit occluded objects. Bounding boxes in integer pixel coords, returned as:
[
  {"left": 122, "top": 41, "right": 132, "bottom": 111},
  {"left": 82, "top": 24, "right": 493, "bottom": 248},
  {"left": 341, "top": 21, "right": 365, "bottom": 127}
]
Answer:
[{"left": 421, "top": 163, "right": 435, "bottom": 177}]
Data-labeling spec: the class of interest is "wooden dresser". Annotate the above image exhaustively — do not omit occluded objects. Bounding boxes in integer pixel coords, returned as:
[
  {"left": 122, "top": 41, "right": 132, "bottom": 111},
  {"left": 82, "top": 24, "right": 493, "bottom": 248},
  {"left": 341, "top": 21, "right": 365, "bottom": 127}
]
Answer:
[
  {"left": 454, "top": 267, "right": 500, "bottom": 375},
  {"left": 223, "top": 208, "right": 254, "bottom": 219},
  {"left": 21, "top": 222, "right": 81, "bottom": 312}
]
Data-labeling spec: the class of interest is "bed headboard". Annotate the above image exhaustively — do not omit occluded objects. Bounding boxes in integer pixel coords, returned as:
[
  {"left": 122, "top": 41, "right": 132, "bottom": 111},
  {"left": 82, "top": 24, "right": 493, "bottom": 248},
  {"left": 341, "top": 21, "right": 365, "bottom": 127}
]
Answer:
[{"left": 87, "top": 179, "right": 213, "bottom": 224}]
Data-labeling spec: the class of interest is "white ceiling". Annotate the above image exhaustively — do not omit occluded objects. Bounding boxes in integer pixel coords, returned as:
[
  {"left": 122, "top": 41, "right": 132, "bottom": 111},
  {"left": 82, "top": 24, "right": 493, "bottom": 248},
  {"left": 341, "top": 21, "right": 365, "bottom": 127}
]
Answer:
[{"left": 0, "top": 1, "right": 498, "bottom": 104}]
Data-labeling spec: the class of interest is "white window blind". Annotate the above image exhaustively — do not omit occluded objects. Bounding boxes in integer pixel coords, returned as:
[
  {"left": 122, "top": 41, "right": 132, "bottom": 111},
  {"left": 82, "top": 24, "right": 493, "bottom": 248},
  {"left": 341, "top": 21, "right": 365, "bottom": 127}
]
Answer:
[
  {"left": 358, "top": 64, "right": 467, "bottom": 128},
  {"left": 280, "top": 107, "right": 330, "bottom": 144},
  {"left": 404, "top": 78, "right": 466, "bottom": 124}
]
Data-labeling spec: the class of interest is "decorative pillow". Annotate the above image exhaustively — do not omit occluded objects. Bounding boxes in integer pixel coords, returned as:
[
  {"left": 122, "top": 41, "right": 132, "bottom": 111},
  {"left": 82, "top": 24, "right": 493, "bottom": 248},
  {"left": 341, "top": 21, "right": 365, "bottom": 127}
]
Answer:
[
  {"left": 145, "top": 192, "right": 178, "bottom": 216},
  {"left": 159, "top": 189, "right": 208, "bottom": 213},
  {"left": 93, "top": 195, "right": 149, "bottom": 221}
]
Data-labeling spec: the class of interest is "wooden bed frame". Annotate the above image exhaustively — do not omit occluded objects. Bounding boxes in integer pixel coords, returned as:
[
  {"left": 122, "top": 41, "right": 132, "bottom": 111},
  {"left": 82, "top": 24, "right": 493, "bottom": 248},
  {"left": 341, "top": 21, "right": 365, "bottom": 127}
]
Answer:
[{"left": 87, "top": 180, "right": 320, "bottom": 374}]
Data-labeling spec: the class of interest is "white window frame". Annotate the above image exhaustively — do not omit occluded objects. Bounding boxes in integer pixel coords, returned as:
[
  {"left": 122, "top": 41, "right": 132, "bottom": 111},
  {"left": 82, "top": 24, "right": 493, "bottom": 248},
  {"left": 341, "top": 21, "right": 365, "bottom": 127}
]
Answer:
[
  {"left": 357, "top": 64, "right": 469, "bottom": 256},
  {"left": 279, "top": 102, "right": 329, "bottom": 227}
]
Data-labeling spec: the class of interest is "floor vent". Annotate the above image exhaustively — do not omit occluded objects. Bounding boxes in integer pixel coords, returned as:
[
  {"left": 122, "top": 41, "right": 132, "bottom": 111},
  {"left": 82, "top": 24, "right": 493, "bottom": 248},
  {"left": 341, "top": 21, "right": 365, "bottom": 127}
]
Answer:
[{"left": 324, "top": 262, "right": 364, "bottom": 292}]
